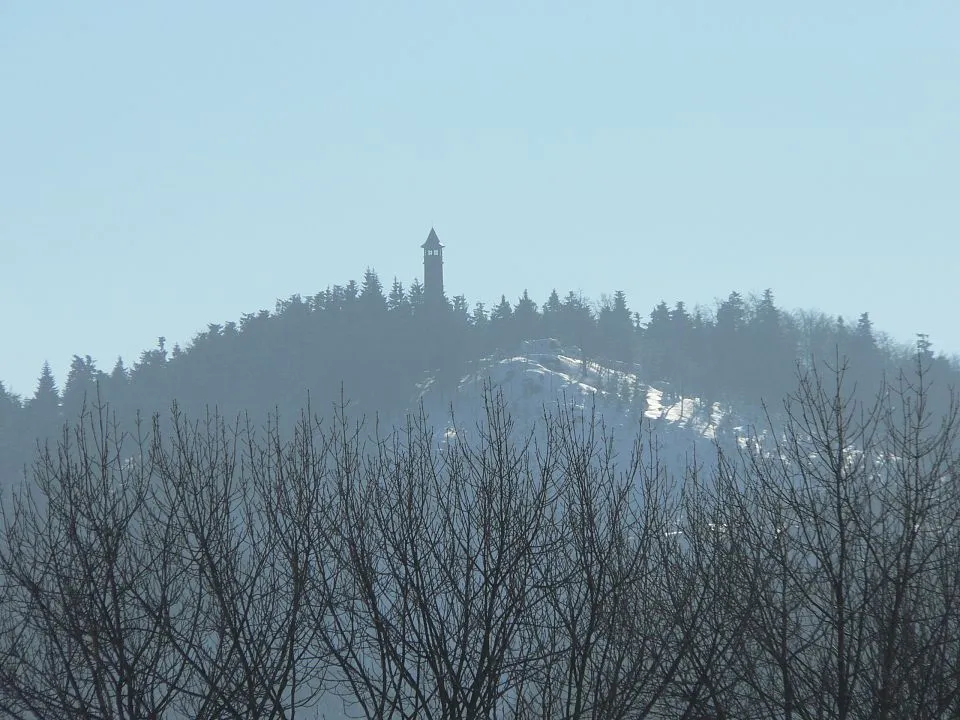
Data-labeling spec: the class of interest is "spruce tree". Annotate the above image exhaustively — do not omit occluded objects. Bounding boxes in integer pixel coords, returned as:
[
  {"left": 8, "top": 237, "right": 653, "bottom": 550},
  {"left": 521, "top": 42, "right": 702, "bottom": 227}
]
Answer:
[
  {"left": 360, "top": 268, "right": 387, "bottom": 314},
  {"left": 30, "top": 362, "right": 59, "bottom": 414},
  {"left": 408, "top": 279, "right": 425, "bottom": 305},
  {"left": 24, "top": 361, "right": 61, "bottom": 444},
  {"left": 388, "top": 277, "right": 408, "bottom": 313},
  {"left": 62, "top": 354, "right": 98, "bottom": 421},
  {"left": 513, "top": 290, "right": 540, "bottom": 342}
]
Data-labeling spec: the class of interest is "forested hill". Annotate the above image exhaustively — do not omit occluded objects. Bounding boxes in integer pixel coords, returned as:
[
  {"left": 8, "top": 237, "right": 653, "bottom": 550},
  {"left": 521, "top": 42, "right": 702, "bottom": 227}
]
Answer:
[{"left": 1, "top": 269, "right": 957, "bottom": 480}]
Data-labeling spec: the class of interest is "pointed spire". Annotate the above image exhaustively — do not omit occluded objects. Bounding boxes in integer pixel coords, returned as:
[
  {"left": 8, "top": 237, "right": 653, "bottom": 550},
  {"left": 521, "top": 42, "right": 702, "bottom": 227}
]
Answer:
[{"left": 421, "top": 227, "right": 444, "bottom": 249}]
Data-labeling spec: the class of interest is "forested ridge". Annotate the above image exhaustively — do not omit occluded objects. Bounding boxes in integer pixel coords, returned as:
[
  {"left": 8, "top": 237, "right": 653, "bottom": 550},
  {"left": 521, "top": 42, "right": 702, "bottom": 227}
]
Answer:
[{"left": 1, "top": 269, "right": 958, "bottom": 480}]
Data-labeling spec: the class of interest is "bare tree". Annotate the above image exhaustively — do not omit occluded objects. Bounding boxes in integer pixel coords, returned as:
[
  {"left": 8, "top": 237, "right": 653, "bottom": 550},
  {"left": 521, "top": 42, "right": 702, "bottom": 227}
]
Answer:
[
  {"left": 727, "top": 354, "right": 960, "bottom": 720},
  {"left": 0, "top": 404, "right": 188, "bottom": 719},
  {"left": 521, "top": 405, "right": 698, "bottom": 720},
  {"left": 147, "top": 406, "right": 329, "bottom": 719},
  {"left": 310, "top": 390, "right": 558, "bottom": 720},
  {"left": 668, "top": 455, "right": 762, "bottom": 720},
  {"left": 0, "top": 401, "right": 333, "bottom": 720}
]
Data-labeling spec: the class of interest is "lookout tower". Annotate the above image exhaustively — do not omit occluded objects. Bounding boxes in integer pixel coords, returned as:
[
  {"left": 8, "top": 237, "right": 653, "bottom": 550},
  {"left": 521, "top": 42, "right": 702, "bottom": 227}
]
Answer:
[{"left": 421, "top": 227, "right": 444, "bottom": 304}]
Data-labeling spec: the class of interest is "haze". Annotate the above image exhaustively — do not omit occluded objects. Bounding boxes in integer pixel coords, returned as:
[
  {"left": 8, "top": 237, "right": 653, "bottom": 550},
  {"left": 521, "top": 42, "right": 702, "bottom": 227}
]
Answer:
[{"left": 2, "top": 2, "right": 958, "bottom": 396}]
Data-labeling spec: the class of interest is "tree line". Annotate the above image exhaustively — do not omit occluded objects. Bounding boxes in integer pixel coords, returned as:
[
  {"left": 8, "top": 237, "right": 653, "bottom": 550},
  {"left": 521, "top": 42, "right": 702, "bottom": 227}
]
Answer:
[
  {"left": 1, "top": 355, "right": 958, "bottom": 719},
  {"left": 2, "top": 270, "right": 958, "bottom": 481}
]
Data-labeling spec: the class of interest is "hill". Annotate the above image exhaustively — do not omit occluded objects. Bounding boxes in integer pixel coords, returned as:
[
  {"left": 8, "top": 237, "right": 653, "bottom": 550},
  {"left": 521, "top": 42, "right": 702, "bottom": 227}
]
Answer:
[{"left": 2, "top": 272, "right": 958, "bottom": 485}]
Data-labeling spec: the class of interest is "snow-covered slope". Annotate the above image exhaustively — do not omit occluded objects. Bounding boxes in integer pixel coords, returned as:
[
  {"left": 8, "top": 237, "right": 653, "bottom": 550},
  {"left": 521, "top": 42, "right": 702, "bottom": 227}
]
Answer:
[{"left": 412, "top": 341, "right": 744, "bottom": 479}]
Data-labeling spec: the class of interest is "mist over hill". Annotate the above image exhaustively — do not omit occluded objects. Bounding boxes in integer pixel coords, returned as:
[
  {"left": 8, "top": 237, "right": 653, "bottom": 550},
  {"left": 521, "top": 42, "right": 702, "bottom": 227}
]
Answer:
[
  {"left": 2, "top": 242, "right": 958, "bottom": 485},
  {"left": 2, "top": 309, "right": 958, "bottom": 718},
  {"left": 3, "top": 237, "right": 960, "bottom": 718}
]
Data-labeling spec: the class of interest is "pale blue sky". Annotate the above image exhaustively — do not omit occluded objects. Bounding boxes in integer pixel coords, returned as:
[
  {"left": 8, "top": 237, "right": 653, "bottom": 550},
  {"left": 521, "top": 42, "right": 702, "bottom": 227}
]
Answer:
[{"left": 1, "top": 2, "right": 958, "bottom": 397}]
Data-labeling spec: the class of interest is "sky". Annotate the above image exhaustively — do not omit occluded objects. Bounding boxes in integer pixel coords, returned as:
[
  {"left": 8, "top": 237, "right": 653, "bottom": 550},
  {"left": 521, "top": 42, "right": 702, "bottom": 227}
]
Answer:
[{"left": 1, "top": 2, "right": 958, "bottom": 398}]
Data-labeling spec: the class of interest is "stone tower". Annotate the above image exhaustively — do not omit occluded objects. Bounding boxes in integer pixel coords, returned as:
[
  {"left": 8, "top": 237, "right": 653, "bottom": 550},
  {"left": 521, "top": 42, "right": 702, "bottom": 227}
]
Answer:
[{"left": 421, "top": 227, "right": 444, "bottom": 304}]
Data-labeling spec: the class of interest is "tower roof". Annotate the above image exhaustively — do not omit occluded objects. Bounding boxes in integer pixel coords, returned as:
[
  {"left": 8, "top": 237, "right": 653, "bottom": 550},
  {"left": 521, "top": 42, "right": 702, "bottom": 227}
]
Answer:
[{"left": 421, "top": 227, "right": 444, "bottom": 249}]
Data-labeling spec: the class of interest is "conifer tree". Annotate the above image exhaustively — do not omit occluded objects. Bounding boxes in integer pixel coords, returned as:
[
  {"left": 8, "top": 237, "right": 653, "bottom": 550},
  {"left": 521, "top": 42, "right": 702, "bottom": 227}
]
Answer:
[
  {"left": 854, "top": 312, "right": 874, "bottom": 348},
  {"left": 560, "top": 291, "right": 595, "bottom": 364},
  {"left": 715, "top": 291, "right": 748, "bottom": 398},
  {"left": 491, "top": 295, "right": 512, "bottom": 322},
  {"left": 344, "top": 279, "right": 359, "bottom": 304},
  {"left": 62, "top": 354, "right": 99, "bottom": 421},
  {"left": 513, "top": 289, "right": 540, "bottom": 342},
  {"left": 598, "top": 290, "right": 634, "bottom": 363},
  {"left": 359, "top": 268, "right": 387, "bottom": 314},
  {"left": 471, "top": 302, "right": 488, "bottom": 327},
  {"left": 0, "top": 380, "right": 22, "bottom": 476},
  {"left": 29, "top": 362, "right": 59, "bottom": 414},
  {"left": 542, "top": 289, "right": 562, "bottom": 339},
  {"left": 0, "top": 381, "right": 19, "bottom": 413},
  {"left": 642, "top": 301, "right": 672, "bottom": 382},
  {"left": 744, "top": 289, "right": 794, "bottom": 402},
  {"left": 110, "top": 357, "right": 127, "bottom": 384},
  {"left": 408, "top": 278, "right": 425, "bottom": 311},
  {"left": 387, "top": 277, "right": 408, "bottom": 313},
  {"left": 23, "top": 361, "right": 61, "bottom": 444},
  {"left": 489, "top": 295, "right": 515, "bottom": 351},
  {"left": 451, "top": 294, "right": 470, "bottom": 321}
]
